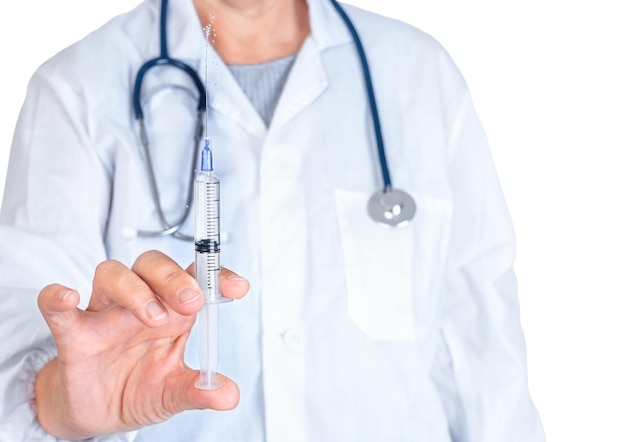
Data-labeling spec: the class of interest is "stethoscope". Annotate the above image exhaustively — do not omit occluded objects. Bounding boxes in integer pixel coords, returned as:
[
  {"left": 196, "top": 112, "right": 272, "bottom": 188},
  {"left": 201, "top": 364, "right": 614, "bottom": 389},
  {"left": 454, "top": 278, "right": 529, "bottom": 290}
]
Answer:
[{"left": 132, "top": 0, "right": 416, "bottom": 240}]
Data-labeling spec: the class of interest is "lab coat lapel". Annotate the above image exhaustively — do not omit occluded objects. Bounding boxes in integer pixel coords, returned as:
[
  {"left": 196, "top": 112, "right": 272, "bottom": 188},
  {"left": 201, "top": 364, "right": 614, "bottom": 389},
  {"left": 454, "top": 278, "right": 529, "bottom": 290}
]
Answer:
[
  {"left": 201, "top": 29, "right": 330, "bottom": 137},
  {"left": 268, "top": 37, "right": 328, "bottom": 132},
  {"left": 206, "top": 63, "right": 268, "bottom": 138},
  {"left": 267, "top": 0, "right": 352, "bottom": 131}
]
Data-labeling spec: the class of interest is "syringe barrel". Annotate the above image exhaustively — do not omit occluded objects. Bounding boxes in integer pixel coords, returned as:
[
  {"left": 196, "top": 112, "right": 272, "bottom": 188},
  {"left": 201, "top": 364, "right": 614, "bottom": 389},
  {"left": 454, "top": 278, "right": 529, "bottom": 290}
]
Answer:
[{"left": 194, "top": 172, "right": 221, "bottom": 301}]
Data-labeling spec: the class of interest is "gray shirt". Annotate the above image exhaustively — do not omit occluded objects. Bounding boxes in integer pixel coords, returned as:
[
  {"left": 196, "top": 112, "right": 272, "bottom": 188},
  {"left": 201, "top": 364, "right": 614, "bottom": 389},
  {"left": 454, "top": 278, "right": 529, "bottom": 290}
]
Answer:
[{"left": 228, "top": 54, "right": 296, "bottom": 127}]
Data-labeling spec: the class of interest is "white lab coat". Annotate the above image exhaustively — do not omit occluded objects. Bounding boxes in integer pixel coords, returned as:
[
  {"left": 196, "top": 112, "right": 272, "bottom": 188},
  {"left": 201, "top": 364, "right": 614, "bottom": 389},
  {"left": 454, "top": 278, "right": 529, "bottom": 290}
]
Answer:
[{"left": 0, "top": 0, "right": 545, "bottom": 440}]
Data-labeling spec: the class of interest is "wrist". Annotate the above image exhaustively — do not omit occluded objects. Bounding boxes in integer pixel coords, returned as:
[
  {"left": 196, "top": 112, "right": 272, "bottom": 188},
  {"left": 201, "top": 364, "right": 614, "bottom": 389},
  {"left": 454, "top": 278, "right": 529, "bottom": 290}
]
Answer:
[{"left": 34, "top": 358, "right": 91, "bottom": 440}]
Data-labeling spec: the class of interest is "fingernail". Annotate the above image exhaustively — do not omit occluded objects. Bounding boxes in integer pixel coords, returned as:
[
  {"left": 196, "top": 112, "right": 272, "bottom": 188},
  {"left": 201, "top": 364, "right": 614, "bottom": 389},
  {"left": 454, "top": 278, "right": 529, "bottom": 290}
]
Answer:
[
  {"left": 59, "top": 290, "right": 77, "bottom": 302},
  {"left": 146, "top": 301, "right": 167, "bottom": 320},
  {"left": 178, "top": 288, "right": 200, "bottom": 304}
]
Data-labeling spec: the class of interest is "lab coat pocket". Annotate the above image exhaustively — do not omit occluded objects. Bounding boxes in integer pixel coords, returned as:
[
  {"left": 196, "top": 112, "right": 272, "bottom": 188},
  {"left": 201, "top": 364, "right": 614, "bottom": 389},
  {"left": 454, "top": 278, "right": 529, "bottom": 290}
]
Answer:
[{"left": 335, "top": 189, "right": 416, "bottom": 341}]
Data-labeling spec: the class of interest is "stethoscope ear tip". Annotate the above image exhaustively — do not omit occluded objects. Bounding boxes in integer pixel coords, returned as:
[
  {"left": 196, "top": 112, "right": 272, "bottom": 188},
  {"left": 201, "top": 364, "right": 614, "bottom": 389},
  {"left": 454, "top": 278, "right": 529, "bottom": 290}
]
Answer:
[{"left": 368, "top": 188, "right": 416, "bottom": 228}]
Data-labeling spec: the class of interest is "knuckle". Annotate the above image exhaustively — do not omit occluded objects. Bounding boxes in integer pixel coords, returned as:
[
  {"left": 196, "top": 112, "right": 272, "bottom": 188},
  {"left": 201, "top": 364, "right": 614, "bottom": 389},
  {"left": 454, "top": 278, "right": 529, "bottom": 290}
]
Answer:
[
  {"left": 93, "top": 260, "right": 150, "bottom": 309},
  {"left": 124, "top": 281, "right": 153, "bottom": 308},
  {"left": 162, "top": 268, "right": 192, "bottom": 289},
  {"left": 37, "top": 283, "right": 63, "bottom": 304},
  {"left": 95, "top": 259, "right": 123, "bottom": 279},
  {"left": 38, "top": 283, "right": 56, "bottom": 297},
  {"left": 132, "top": 249, "right": 164, "bottom": 271},
  {"left": 37, "top": 284, "right": 55, "bottom": 309}
]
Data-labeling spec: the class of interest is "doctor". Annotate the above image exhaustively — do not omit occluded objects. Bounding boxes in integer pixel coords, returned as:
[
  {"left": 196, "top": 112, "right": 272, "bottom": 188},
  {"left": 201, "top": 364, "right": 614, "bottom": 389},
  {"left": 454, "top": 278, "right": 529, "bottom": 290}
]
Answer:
[{"left": 0, "top": 0, "right": 544, "bottom": 440}]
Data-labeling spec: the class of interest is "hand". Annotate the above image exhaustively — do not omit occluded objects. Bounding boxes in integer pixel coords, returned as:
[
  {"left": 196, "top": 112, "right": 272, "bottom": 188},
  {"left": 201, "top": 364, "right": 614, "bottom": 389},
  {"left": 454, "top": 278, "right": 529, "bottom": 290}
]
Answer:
[{"left": 34, "top": 250, "right": 249, "bottom": 440}]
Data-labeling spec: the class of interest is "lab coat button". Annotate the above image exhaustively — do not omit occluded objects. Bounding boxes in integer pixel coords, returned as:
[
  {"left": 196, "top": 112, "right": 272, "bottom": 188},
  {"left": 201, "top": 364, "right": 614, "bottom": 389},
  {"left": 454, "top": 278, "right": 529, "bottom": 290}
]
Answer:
[{"left": 282, "top": 328, "right": 305, "bottom": 350}]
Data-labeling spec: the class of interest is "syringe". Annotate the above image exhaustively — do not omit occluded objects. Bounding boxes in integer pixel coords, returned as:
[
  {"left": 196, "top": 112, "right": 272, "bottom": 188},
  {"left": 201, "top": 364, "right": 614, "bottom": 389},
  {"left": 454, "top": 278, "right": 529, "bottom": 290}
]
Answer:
[
  {"left": 194, "top": 138, "right": 231, "bottom": 390},
  {"left": 194, "top": 20, "right": 231, "bottom": 390}
]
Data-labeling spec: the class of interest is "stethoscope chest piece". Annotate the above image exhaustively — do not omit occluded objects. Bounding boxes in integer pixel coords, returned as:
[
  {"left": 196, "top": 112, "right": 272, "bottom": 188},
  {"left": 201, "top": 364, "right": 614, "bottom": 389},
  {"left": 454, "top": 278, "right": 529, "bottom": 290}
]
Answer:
[{"left": 368, "top": 188, "right": 416, "bottom": 228}]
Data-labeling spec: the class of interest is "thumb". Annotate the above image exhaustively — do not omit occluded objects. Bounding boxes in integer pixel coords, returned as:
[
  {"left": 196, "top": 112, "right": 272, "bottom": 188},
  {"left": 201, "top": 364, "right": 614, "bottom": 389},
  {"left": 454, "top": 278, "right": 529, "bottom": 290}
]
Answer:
[
  {"left": 178, "top": 372, "right": 241, "bottom": 412},
  {"left": 37, "top": 283, "right": 83, "bottom": 336}
]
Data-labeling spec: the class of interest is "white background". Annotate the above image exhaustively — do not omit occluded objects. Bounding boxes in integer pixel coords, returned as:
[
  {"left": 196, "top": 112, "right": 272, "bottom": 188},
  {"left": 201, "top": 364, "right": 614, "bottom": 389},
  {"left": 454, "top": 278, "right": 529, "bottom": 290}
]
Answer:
[{"left": 1, "top": 1, "right": 625, "bottom": 440}]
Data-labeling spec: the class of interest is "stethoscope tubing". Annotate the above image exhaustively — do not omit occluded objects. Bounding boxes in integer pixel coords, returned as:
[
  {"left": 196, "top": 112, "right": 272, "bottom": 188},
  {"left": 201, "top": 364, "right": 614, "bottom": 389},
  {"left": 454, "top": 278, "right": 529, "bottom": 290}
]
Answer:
[
  {"left": 132, "top": 0, "right": 409, "bottom": 238},
  {"left": 132, "top": 0, "right": 206, "bottom": 119},
  {"left": 329, "top": 0, "right": 393, "bottom": 191},
  {"left": 132, "top": 0, "right": 206, "bottom": 240}
]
